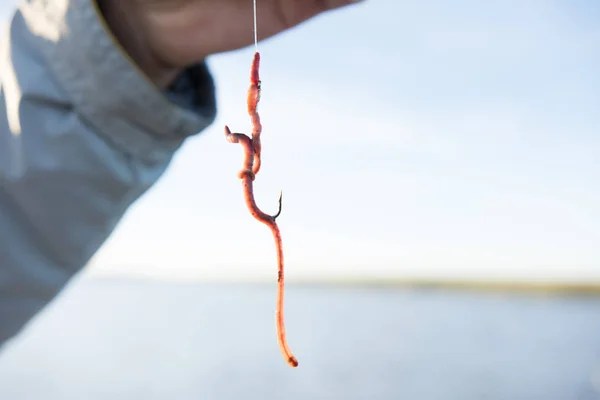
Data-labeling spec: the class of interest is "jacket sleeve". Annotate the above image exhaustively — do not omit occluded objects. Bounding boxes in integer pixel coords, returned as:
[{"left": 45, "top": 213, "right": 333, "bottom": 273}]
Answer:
[{"left": 0, "top": 0, "right": 216, "bottom": 345}]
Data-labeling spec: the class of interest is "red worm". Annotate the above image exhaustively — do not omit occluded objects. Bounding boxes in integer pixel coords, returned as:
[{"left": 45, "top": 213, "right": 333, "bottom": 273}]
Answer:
[{"left": 224, "top": 52, "right": 298, "bottom": 368}]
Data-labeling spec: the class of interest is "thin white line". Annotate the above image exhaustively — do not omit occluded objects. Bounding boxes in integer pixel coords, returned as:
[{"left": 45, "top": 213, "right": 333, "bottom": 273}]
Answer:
[{"left": 253, "top": 0, "right": 258, "bottom": 51}]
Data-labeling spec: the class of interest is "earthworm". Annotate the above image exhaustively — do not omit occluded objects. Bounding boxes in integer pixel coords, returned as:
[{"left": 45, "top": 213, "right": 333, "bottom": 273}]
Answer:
[{"left": 224, "top": 52, "right": 298, "bottom": 368}]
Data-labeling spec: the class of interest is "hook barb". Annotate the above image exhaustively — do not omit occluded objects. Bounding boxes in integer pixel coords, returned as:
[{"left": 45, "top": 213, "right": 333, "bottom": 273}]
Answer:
[{"left": 273, "top": 190, "right": 283, "bottom": 219}]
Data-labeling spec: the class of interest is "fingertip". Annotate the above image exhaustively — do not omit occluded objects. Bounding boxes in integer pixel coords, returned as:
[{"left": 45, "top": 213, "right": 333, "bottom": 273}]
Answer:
[{"left": 322, "top": 0, "right": 365, "bottom": 12}]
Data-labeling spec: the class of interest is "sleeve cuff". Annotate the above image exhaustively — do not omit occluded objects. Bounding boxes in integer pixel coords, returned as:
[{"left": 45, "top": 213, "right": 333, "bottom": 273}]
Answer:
[{"left": 20, "top": 0, "right": 217, "bottom": 162}]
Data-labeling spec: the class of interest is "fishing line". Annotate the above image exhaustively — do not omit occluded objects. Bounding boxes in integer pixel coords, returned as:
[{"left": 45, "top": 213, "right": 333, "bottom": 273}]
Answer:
[{"left": 253, "top": 0, "right": 258, "bottom": 51}]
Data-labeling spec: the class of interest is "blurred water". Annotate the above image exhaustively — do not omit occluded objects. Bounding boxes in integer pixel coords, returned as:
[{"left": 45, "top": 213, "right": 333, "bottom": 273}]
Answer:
[{"left": 0, "top": 278, "right": 599, "bottom": 400}]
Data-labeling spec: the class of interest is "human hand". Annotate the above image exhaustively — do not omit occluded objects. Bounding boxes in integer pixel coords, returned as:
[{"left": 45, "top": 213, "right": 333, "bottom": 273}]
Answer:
[{"left": 97, "top": 0, "right": 363, "bottom": 87}]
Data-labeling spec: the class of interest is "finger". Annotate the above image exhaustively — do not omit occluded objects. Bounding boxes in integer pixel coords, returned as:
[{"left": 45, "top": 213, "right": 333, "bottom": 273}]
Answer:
[
  {"left": 318, "top": 0, "right": 365, "bottom": 11},
  {"left": 270, "top": 0, "right": 364, "bottom": 32}
]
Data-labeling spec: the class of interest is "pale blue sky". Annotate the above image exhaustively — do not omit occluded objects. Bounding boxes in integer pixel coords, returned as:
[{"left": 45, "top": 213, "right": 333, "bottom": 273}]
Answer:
[{"left": 3, "top": 1, "right": 599, "bottom": 282}]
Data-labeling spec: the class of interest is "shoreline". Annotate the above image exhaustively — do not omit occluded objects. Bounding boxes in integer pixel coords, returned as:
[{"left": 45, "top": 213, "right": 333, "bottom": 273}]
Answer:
[{"left": 82, "top": 274, "right": 600, "bottom": 296}]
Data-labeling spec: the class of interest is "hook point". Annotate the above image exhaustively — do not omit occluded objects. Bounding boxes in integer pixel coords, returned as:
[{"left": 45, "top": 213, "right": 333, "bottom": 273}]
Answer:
[{"left": 273, "top": 190, "right": 283, "bottom": 219}]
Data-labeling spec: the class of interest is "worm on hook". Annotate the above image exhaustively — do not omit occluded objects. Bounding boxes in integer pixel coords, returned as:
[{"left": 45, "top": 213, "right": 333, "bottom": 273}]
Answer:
[{"left": 224, "top": 52, "right": 298, "bottom": 368}]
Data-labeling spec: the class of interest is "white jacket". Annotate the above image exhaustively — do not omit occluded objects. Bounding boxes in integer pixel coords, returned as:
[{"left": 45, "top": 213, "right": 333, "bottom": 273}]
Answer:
[{"left": 0, "top": 0, "right": 216, "bottom": 346}]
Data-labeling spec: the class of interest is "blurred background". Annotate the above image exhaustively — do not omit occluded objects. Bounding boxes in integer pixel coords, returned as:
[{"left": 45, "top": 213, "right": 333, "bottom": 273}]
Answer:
[{"left": 1, "top": 0, "right": 600, "bottom": 399}]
